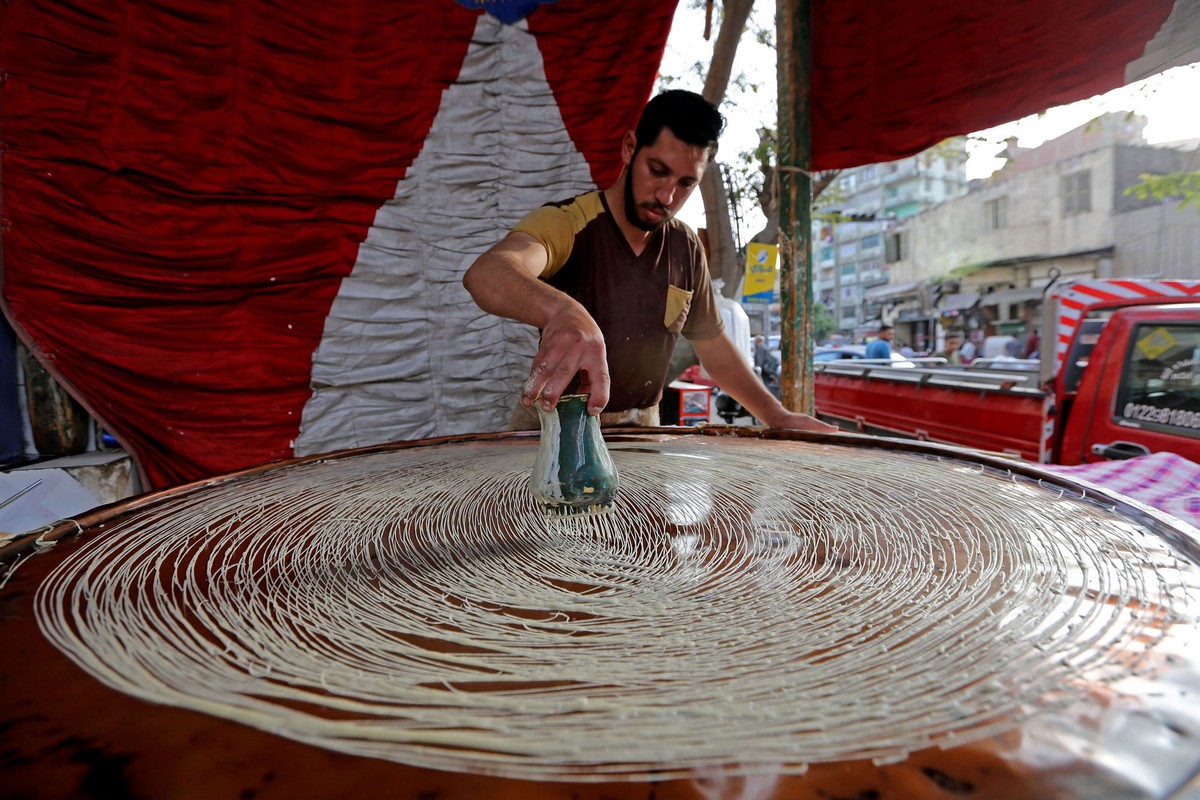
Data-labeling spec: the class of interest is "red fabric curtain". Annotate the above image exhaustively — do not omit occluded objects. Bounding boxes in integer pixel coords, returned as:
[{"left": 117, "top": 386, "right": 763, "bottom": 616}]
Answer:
[
  {"left": 1, "top": 0, "right": 1182, "bottom": 487},
  {"left": 808, "top": 0, "right": 1180, "bottom": 169},
  {"left": 0, "top": 0, "right": 673, "bottom": 487}
]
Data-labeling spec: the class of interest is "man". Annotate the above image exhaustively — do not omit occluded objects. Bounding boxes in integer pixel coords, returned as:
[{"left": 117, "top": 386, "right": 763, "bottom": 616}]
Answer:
[
  {"left": 932, "top": 331, "right": 965, "bottom": 365},
  {"left": 753, "top": 334, "right": 769, "bottom": 371},
  {"left": 752, "top": 334, "right": 778, "bottom": 385},
  {"left": 462, "top": 90, "right": 831, "bottom": 432},
  {"left": 864, "top": 325, "right": 894, "bottom": 361},
  {"left": 1024, "top": 330, "right": 1040, "bottom": 360}
]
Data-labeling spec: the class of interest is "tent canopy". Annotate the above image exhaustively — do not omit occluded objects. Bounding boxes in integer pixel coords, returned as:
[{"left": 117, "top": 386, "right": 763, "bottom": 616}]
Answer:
[{"left": 2, "top": 0, "right": 1196, "bottom": 486}]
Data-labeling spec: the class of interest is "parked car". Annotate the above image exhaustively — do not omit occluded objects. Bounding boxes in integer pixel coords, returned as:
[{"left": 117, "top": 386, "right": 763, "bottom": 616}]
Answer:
[
  {"left": 814, "top": 345, "right": 866, "bottom": 362},
  {"left": 809, "top": 345, "right": 914, "bottom": 367}
]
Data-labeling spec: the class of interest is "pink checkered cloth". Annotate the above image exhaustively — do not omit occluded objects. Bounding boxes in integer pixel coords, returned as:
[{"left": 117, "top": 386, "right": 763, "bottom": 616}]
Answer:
[{"left": 1046, "top": 452, "right": 1200, "bottom": 531}]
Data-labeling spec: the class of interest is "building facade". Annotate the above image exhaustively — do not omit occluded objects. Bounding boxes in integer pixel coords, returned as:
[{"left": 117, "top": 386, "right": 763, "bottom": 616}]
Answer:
[
  {"left": 813, "top": 140, "right": 969, "bottom": 345},
  {"left": 881, "top": 113, "right": 1200, "bottom": 353}
]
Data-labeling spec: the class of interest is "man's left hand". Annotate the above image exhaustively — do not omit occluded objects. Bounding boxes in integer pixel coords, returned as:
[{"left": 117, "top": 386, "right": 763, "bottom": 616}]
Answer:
[{"left": 760, "top": 409, "right": 838, "bottom": 433}]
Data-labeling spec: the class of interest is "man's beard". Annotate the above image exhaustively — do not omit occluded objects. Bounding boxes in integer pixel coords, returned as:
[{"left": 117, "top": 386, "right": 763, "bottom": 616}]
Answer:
[{"left": 623, "top": 152, "right": 671, "bottom": 232}]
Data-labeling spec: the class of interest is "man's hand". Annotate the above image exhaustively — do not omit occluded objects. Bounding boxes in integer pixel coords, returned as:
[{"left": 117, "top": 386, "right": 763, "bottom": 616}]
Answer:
[
  {"left": 758, "top": 408, "right": 837, "bottom": 433},
  {"left": 463, "top": 233, "right": 611, "bottom": 416},
  {"left": 522, "top": 303, "right": 610, "bottom": 414}
]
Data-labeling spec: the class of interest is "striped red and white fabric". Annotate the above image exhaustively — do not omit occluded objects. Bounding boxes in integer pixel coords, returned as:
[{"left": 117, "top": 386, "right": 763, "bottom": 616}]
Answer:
[{"left": 1051, "top": 280, "right": 1200, "bottom": 375}]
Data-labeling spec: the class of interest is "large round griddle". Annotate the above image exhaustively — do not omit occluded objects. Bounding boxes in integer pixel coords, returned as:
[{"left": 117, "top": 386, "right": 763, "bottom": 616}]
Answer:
[{"left": 4, "top": 427, "right": 1200, "bottom": 798}]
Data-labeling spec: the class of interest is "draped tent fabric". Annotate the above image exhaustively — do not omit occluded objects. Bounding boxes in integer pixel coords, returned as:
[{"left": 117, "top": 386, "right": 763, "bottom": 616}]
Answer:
[
  {"left": 808, "top": 0, "right": 1191, "bottom": 170},
  {"left": 0, "top": 0, "right": 675, "bottom": 487},
  {"left": 0, "top": 0, "right": 1195, "bottom": 487},
  {"left": 294, "top": 13, "right": 601, "bottom": 455}
]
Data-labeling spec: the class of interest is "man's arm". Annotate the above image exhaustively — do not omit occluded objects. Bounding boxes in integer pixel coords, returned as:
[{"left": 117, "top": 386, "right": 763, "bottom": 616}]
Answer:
[
  {"left": 692, "top": 334, "right": 835, "bottom": 432},
  {"left": 462, "top": 233, "right": 610, "bottom": 415}
]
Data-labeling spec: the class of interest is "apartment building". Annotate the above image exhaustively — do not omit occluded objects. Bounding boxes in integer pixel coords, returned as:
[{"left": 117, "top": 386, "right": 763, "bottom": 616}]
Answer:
[
  {"left": 813, "top": 140, "right": 969, "bottom": 342},
  {"left": 881, "top": 113, "right": 1200, "bottom": 351}
]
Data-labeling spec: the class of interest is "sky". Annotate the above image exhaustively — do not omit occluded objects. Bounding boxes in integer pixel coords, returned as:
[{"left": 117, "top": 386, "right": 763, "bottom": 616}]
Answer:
[{"left": 659, "top": 3, "right": 1200, "bottom": 233}]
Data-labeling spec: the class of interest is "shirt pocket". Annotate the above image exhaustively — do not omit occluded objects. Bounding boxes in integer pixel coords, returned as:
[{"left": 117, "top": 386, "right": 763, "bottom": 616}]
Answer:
[{"left": 664, "top": 285, "right": 693, "bottom": 333}]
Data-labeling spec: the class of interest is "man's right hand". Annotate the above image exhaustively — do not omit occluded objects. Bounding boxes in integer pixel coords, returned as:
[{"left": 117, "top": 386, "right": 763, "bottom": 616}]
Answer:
[
  {"left": 522, "top": 303, "right": 610, "bottom": 415},
  {"left": 463, "top": 233, "right": 610, "bottom": 416}
]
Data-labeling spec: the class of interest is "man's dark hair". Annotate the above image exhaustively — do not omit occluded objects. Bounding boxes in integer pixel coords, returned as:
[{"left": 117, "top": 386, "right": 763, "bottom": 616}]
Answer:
[
  {"left": 634, "top": 90, "right": 725, "bottom": 161},
  {"left": 879, "top": 325, "right": 895, "bottom": 333}
]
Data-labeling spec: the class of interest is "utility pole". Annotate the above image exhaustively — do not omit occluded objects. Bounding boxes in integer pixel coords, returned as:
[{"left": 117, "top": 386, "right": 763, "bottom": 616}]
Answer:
[{"left": 775, "top": 0, "right": 815, "bottom": 414}]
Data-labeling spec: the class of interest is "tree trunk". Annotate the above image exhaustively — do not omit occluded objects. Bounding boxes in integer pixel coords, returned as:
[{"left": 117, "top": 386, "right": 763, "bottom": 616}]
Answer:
[
  {"left": 668, "top": 0, "right": 756, "bottom": 378},
  {"left": 699, "top": 170, "right": 739, "bottom": 297},
  {"left": 700, "top": 0, "right": 755, "bottom": 298}
]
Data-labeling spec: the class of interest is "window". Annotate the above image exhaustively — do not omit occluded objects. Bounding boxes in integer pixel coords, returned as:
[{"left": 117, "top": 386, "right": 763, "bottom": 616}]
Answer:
[
  {"left": 839, "top": 242, "right": 858, "bottom": 259},
  {"left": 858, "top": 165, "right": 878, "bottom": 182},
  {"left": 840, "top": 264, "right": 857, "bottom": 278},
  {"left": 984, "top": 197, "right": 1008, "bottom": 230},
  {"left": 1114, "top": 323, "right": 1200, "bottom": 438},
  {"left": 861, "top": 234, "right": 882, "bottom": 250},
  {"left": 1062, "top": 314, "right": 1111, "bottom": 393},
  {"left": 1061, "top": 170, "right": 1092, "bottom": 216},
  {"left": 885, "top": 232, "right": 906, "bottom": 263}
]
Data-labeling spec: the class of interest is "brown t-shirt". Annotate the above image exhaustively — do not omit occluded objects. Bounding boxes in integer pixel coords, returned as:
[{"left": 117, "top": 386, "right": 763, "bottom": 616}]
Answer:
[{"left": 512, "top": 191, "right": 724, "bottom": 412}]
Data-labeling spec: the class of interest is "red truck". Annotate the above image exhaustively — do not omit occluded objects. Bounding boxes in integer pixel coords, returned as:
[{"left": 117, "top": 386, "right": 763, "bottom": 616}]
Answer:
[{"left": 813, "top": 279, "right": 1200, "bottom": 465}]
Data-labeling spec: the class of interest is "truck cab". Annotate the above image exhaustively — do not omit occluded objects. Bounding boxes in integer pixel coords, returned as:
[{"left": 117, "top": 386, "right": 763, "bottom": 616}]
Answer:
[{"left": 1057, "top": 303, "right": 1200, "bottom": 464}]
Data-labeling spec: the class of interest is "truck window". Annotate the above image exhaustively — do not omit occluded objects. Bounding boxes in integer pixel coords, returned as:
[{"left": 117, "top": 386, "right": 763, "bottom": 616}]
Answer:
[
  {"left": 1114, "top": 323, "right": 1200, "bottom": 439},
  {"left": 1061, "top": 315, "right": 1111, "bottom": 393}
]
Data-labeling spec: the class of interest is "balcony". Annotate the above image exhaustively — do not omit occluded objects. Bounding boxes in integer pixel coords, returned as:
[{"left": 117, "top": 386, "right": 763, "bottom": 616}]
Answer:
[{"left": 882, "top": 162, "right": 918, "bottom": 182}]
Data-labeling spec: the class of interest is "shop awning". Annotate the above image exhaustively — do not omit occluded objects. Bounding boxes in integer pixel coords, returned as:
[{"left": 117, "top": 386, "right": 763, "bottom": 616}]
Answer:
[
  {"left": 864, "top": 281, "right": 924, "bottom": 302},
  {"left": 938, "top": 292, "right": 980, "bottom": 313},
  {"left": 980, "top": 287, "right": 1047, "bottom": 306}
]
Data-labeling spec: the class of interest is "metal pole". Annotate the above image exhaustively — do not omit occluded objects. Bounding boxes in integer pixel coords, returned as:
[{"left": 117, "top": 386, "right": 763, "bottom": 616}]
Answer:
[{"left": 776, "top": 0, "right": 814, "bottom": 414}]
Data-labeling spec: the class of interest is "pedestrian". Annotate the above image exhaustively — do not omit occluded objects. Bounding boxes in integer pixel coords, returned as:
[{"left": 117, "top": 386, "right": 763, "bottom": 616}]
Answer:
[
  {"left": 462, "top": 90, "right": 832, "bottom": 432},
  {"left": 753, "top": 334, "right": 770, "bottom": 373},
  {"left": 864, "top": 325, "right": 895, "bottom": 360},
  {"left": 960, "top": 337, "right": 977, "bottom": 363},
  {"left": 1024, "top": 330, "right": 1040, "bottom": 360},
  {"left": 933, "top": 331, "right": 965, "bottom": 365}
]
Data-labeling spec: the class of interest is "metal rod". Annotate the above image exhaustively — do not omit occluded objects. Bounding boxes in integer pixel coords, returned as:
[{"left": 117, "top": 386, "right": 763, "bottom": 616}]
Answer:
[{"left": 0, "top": 479, "right": 43, "bottom": 512}]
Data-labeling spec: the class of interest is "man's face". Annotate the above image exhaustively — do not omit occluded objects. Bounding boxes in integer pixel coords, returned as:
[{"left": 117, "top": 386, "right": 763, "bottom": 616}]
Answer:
[
  {"left": 621, "top": 128, "right": 709, "bottom": 232},
  {"left": 880, "top": 328, "right": 895, "bottom": 341},
  {"left": 946, "top": 336, "right": 962, "bottom": 351}
]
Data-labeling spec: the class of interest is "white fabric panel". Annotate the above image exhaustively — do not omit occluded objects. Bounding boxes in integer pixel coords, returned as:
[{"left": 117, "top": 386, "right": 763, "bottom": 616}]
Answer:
[
  {"left": 716, "top": 295, "right": 753, "bottom": 366},
  {"left": 1125, "top": 0, "right": 1200, "bottom": 83},
  {"left": 295, "top": 14, "right": 595, "bottom": 456}
]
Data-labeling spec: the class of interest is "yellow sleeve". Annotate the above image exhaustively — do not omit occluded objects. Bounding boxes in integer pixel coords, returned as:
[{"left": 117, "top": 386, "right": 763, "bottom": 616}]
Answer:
[{"left": 511, "top": 193, "right": 604, "bottom": 278}]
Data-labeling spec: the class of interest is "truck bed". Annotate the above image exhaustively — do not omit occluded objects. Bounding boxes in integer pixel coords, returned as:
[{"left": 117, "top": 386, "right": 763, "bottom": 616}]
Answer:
[{"left": 813, "top": 362, "right": 1045, "bottom": 460}]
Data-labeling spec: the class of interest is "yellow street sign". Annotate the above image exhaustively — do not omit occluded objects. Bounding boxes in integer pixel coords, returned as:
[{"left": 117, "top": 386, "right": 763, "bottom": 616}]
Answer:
[{"left": 743, "top": 243, "right": 778, "bottom": 302}]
